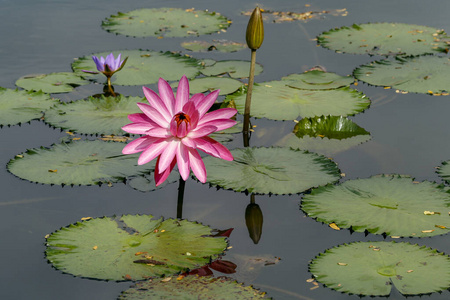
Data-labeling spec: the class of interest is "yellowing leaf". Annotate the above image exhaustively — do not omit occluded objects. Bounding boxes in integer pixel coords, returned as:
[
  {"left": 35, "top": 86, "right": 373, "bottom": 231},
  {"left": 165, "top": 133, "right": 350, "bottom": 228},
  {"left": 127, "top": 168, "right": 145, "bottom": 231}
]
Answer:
[{"left": 329, "top": 223, "right": 340, "bottom": 230}]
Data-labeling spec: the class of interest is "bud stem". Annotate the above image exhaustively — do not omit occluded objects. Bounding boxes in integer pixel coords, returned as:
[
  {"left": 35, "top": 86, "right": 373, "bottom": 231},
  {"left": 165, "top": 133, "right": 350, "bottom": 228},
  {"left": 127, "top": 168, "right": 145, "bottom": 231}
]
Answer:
[{"left": 243, "top": 49, "right": 256, "bottom": 147}]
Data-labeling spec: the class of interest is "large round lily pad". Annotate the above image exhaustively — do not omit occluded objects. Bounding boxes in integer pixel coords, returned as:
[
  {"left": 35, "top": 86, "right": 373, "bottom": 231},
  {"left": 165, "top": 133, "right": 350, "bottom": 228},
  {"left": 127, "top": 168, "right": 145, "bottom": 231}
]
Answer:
[
  {"left": 7, "top": 140, "right": 153, "bottom": 186},
  {"left": 354, "top": 55, "right": 450, "bottom": 95},
  {"left": 72, "top": 50, "right": 200, "bottom": 86},
  {"left": 118, "top": 276, "right": 269, "bottom": 299},
  {"left": 278, "top": 116, "right": 371, "bottom": 156},
  {"left": 102, "top": 8, "right": 230, "bottom": 38},
  {"left": 226, "top": 78, "right": 370, "bottom": 120},
  {"left": 44, "top": 95, "right": 143, "bottom": 135},
  {"left": 203, "top": 147, "right": 340, "bottom": 195},
  {"left": 284, "top": 71, "right": 354, "bottom": 90},
  {"left": 201, "top": 60, "right": 263, "bottom": 79},
  {"left": 15, "top": 72, "right": 88, "bottom": 94},
  {"left": 46, "top": 215, "right": 228, "bottom": 281},
  {"left": 302, "top": 174, "right": 450, "bottom": 237},
  {"left": 0, "top": 87, "right": 59, "bottom": 127},
  {"left": 318, "top": 23, "right": 448, "bottom": 56},
  {"left": 310, "top": 241, "right": 450, "bottom": 296}
]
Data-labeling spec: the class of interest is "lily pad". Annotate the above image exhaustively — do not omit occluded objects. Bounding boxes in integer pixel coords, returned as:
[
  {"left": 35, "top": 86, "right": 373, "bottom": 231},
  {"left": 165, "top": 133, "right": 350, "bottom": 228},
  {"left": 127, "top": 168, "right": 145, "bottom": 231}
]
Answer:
[
  {"left": 46, "top": 215, "right": 228, "bottom": 281},
  {"left": 181, "top": 40, "right": 247, "bottom": 53},
  {"left": 118, "top": 276, "right": 268, "bottom": 299},
  {"left": 173, "top": 77, "right": 243, "bottom": 96},
  {"left": 15, "top": 72, "right": 88, "bottom": 94},
  {"left": 102, "top": 8, "right": 230, "bottom": 38},
  {"left": 72, "top": 50, "right": 200, "bottom": 86},
  {"left": 302, "top": 174, "right": 450, "bottom": 237},
  {"left": 44, "top": 95, "right": 143, "bottom": 135},
  {"left": 128, "top": 172, "right": 179, "bottom": 192},
  {"left": 310, "top": 241, "right": 450, "bottom": 296},
  {"left": 201, "top": 60, "right": 263, "bottom": 78},
  {"left": 436, "top": 160, "right": 450, "bottom": 183},
  {"left": 278, "top": 116, "right": 371, "bottom": 156},
  {"left": 203, "top": 147, "right": 340, "bottom": 195},
  {"left": 226, "top": 79, "right": 370, "bottom": 120},
  {"left": 318, "top": 23, "right": 448, "bottom": 56},
  {"left": 284, "top": 71, "right": 354, "bottom": 90},
  {"left": 0, "top": 87, "right": 59, "bottom": 127},
  {"left": 354, "top": 55, "right": 450, "bottom": 95},
  {"left": 7, "top": 140, "right": 153, "bottom": 186}
]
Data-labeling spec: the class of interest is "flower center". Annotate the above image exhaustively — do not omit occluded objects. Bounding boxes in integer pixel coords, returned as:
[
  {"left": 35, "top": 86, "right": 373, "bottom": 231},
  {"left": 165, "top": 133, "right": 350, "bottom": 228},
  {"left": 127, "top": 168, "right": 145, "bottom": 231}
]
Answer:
[{"left": 171, "top": 112, "right": 191, "bottom": 138}]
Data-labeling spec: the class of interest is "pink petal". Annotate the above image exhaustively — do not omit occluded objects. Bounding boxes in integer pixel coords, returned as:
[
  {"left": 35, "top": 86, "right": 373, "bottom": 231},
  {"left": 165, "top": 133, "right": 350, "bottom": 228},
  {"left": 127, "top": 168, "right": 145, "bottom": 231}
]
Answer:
[
  {"left": 196, "top": 119, "right": 236, "bottom": 132},
  {"left": 158, "top": 78, "right": 175, "bottom": 115},
  {"left": 157, "top": 140, "right": 178, "bottom": 173},
  {"left": 181, "top": 136, "right": 196, "bottom": 148},
  {"left": 188, "top": 125, "right": 218, "bottom": 139},
  {"left": 137, "top": 138, "right": 167, "bottom": 165},
  {"left": 146, "top": 127, "right": 172, "bottom": 138},
  {"left": 122, "top": 136, "right": 157, "bottom": 154},
  {"left": 182, "top": 101, "right": 200, "bottom": 128},
  {"left": 197, "top": 108, "right": 237, "bottom": 126},
  {"left": 194, "top": 90, "right": 219, "bottom": 118},
  {"left": 176, "top": 143, "right": 190, "bottom": 180},
  {"left": 128, "top": 113, "right": 151, "bottom": 123},
  {"left": 188, "top": 148, "right": 207, "bottom": 183},
  {"left": 143, "top": 86, "right": 172, "bottom": 123},
  {"left": 175, "top": 75, "right": 189, "bottom": 113},
  {"left": 155, "top": 156, "right": 176, "bottom": 186},
  {"left": 197, "top": 136, "right": 233, "bottom": 161},
  {"left": 137, "top": 102, "right": 169, "bottom": 129},
  {"left": 122, "top": 123, "right": 154, "bottom": 135}
]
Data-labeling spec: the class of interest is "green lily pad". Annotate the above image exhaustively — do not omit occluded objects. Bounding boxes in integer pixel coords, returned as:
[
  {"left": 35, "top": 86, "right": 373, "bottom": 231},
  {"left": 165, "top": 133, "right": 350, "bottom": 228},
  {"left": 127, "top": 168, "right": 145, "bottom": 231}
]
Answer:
[
  {"left": 302, "top": 174, "right": 450, "bottom": 237},
  {"left": 310, "top": 241, "right": 450, "bottom": 296},
  {"left": 436, "top": 160, "right": 450, "bottom": 183},
  {"left": 102, "top": 8, "right": 230, "bottom": 38},
  {"left": 44, "top": 95, "right": 143, "bottom": 135},
  {"left": 72, "top": 50, "right": 200, "bottom": 86},
  {"left": 181, "top": 40, "right": 247, "bottom": 53},
  {"left": 46, "top": 215, "right": 228, "bottom": 281},
  {"left": 7, "top": 140, "right": 153, "bottom": 186},
  {"left": 15, "top": 72, "right": 88, "bottom": 94},
  {"left": 354, "top": 55, "right": 450, "bottom": 95},
  {"left": 128, "top": 172, "right": 179, "bottom": 192},
  {"left": 201, "top": 60, "right": 263, "bottom": 78},
  {"left": 284, "top": 71, "right": 354, "bottom": 90},
  {"left": 226, "top": 79, "right": 370, "bottom": 120},
  {"left": 173, "top": 77, "right": 242, "bottom": 96},
  {"left": 203, "top": 147, "right": 340, "bottom": 195},
  {"left": 0, "top": 87, "right": 59, "bottom": 127},
  {"left": 118, "top": 276, "right": 268, "bottom": 299},
  {"left": 318, "top": 23, "right": 448, "bottom": 56},
  {"left": 277, "top": 116, "right": 371, "bottom": 156}
]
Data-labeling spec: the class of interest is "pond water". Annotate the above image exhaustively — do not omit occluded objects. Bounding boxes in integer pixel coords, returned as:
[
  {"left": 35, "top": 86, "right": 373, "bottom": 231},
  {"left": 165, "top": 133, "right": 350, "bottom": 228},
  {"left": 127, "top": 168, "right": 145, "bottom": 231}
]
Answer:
[{"left": 1, "top": 0, "right": 450, "bottom": 299}]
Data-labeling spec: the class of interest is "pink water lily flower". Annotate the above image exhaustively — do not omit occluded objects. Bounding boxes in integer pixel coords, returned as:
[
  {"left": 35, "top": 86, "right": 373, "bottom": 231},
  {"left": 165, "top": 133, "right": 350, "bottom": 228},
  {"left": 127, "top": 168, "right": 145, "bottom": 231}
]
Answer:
[{"left": 122, "top": 75, "right": 237, "bottom": 186}]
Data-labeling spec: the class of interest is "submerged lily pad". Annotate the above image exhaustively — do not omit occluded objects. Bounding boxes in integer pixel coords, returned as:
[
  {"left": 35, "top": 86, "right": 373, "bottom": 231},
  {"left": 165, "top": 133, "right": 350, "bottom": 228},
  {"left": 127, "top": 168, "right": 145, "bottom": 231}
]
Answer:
[
  {"left": 318, "top": 23, "right": 448, "bottom": 56},
  {"left": 226, "top": 78, "right": 370, "bottom": 120},
  {"left": 46, "top": 215, "right": 227, "bottom": 281},
  {"left": 44, "top": 95, "right": 143, "bottom": 135},
  {"left": 0, "top": 88, "right": 59, "bottom": 127},
  {"left": 310, "top": 241, "right": 450, "bottom": 296},
  {"left": 102, "top": 8, "right": 230, "bottom": 38},
  {"left": 181, "top": 40, "right": 247, "bottom": 53},
  {"left": 203, "top": 147, "right": 340, "bottom": 195},
  {"left": 284, "top": 71, "right": 354, "bottom": 90},
  {"left": 128, "top": 172, "right": 179, "bottom": 192},
  {"left": 201, "top": 60, "right": 263, "bottom": 78},
  {"left": 72, "top": 50, "right": 200, "bottom": 86},
  {"left": 7, "top": 140, "right": 152, "bottom": 186},
  {"left": 15, "top": 72, "right": 88, "bottom": 94},
  {"left": 278, "top": 116, "right": 371, "bottom": 156},
  {"left": 118, "top": 276, "right": 268, "bottom": 299},
  {"left": 354, "top": 55, "right": 450, "bottom": 95},
  {"left": 302, "top": 174, "right": 450, "bottom": 237}
]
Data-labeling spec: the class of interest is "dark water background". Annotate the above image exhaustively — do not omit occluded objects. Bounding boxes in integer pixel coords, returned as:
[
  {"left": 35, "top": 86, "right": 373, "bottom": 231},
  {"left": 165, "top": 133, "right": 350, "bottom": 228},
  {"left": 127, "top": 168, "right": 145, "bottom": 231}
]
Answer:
[{"left": 1, "top": 0, "right": 450, "bottom": 299}]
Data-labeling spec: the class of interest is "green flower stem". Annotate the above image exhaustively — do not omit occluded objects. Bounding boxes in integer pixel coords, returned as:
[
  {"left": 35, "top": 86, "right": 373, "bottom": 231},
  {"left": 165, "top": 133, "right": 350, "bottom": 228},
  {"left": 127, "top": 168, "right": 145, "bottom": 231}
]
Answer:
[
  {"left": 106, "top": 76, "right": 116, "bottom": 97},
  {"left": 177, "top": 176, "right": 186, "bottom": 219},
  {"left": 243, "top": 49, "right": 256, "bottom": 147}
]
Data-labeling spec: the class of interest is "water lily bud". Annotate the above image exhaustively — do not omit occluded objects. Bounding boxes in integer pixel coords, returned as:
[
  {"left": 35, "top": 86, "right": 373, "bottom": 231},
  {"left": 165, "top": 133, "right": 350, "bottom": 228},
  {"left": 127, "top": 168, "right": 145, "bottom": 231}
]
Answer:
[
  {"left": 245, "top": 203, "right": 263, "bottom": 244},
  {"left": 246, "top": 7, "right": 264, "bottom": 50}
]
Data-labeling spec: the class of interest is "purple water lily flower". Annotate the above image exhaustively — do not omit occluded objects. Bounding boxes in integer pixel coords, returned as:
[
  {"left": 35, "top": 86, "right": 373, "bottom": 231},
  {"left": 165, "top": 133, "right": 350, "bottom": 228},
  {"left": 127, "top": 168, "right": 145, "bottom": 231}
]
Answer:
[{"left": 82, "top": 53, "right": 128, "bottom": 77}]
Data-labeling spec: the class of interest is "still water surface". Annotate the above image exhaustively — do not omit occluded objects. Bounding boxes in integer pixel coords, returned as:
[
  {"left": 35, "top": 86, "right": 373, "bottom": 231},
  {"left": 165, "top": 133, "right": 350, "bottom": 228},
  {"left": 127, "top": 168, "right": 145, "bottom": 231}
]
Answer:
[{"left": 1, "top": 0, "right": 450, "bottom": 299}]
